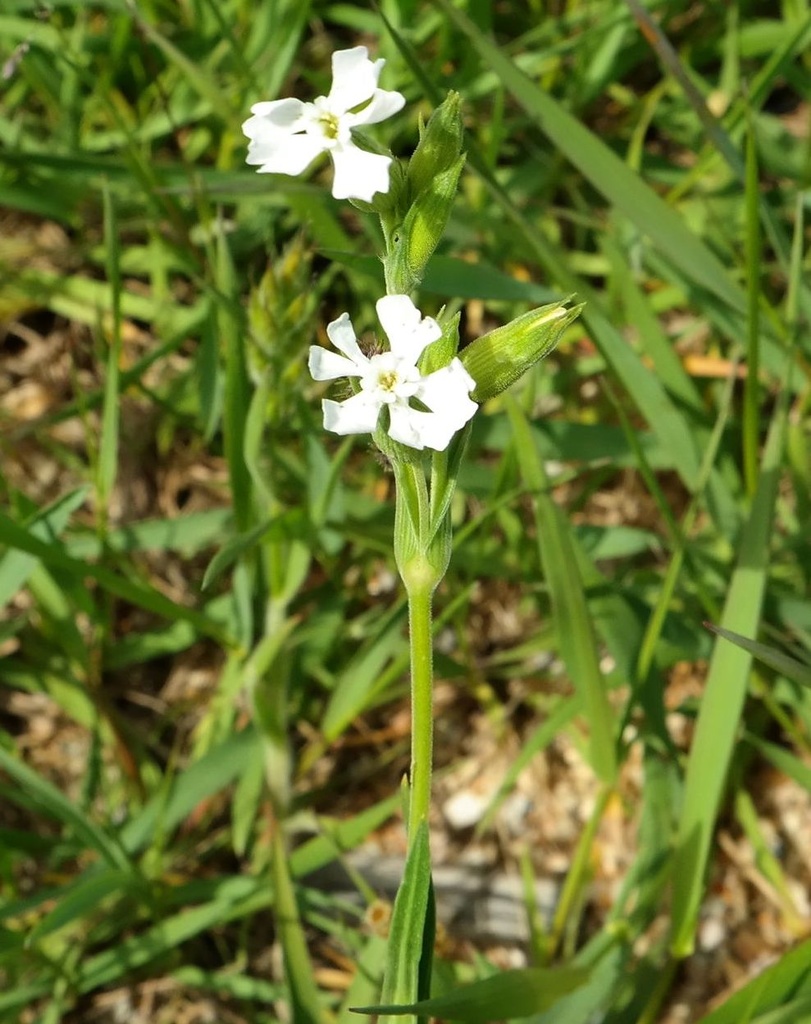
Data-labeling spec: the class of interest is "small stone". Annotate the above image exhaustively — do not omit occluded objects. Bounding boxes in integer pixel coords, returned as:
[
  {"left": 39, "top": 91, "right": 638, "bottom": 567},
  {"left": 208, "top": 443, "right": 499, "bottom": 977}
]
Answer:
[
  {"left": 698, "top": 916, "right": 726, "bottom": 952},
  {"left": 443, "top": 789, "right": 488, "bottom": 831}
]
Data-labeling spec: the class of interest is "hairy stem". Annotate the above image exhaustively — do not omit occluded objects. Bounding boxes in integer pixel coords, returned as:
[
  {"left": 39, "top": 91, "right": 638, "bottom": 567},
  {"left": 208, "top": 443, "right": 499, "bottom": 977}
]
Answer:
[{"left": 406, "top": 576, "right": 434, "bottom": 844}]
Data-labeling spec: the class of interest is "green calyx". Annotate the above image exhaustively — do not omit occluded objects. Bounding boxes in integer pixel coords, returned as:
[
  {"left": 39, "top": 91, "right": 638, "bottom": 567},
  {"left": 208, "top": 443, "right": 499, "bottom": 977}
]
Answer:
[
  {"left": 392, "top": 453, "right": 458, "bottom": 597},
  {"left": 459, "top": 298, "right": 584, "bottom": 402},
  {"left": 402, "top": 154, "right": 465, "bottom": 284},
  {"left": 382, "top": 92, "right": 466, "bottom": 294},
  {"left": 408, "top": 91, "right": 464, "bottom": 199}
]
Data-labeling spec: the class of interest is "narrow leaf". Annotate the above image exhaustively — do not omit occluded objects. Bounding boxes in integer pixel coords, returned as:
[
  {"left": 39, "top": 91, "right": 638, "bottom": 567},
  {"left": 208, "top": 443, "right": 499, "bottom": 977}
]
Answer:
[
  {"left": 671, "top": 355, "right": 792, "bottom": 956},
  {"left": 376, "top": 821, "right": 433, "bottom": 1024},
  {"left": 507, "top": 399, "right": 617, "bottom": 782},
  {"left": 432, "top": 0, "right": 744, "bottom": 312},
  {"left": 704, "top": 623, "right": 811, "bottom": 688},
  {"left": 355, "top": 966, "right": 589, "bottom": 1022}
]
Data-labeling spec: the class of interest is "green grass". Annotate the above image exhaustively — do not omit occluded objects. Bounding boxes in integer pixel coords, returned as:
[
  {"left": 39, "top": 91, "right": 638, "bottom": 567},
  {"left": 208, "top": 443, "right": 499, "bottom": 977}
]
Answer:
[{"left": 1, "top": 1, "right": 810, "bottom": 1022}]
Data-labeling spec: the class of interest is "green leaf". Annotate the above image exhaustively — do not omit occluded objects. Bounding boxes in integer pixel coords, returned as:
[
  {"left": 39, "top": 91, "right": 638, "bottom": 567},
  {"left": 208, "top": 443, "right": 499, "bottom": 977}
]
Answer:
[
  {"left": 0, "top": 746, "right": 132, "bottom": 872},
  {"left": 374, "top": 821, "right": 433, "bottom": 1024},
  {"left": 423, "top": 256, "right": 559, "bottom": 304},
  {"left": 338, "top": 934, "right": 389, "bottom": 1023},
  {"left": 27, "top": 868, "right": 140, "bottom": 944},
  {"left": 129, "top": 12, "right": 235, "bottom": 123},
  {"left": 506, "top": 399, "right": 617, "bottom": 783},
  {"left": 695, "top": 937, "right": 811, "bottom": 1023},
  {"left": 215, "top": 217, "right": 253, "bottom": 536},
  {"left": 118, "top": 727, "right": 262, "bottom": 856},
  {"left": 670, "top": 353, "right": 792, "bottom": 957},
  {"left": 321, "top": 607, "right": 408, "bottom": 742},
  {"left": 289, "top": 794, "right": 401, "bottom": 879},
  {"left": 743, "top": 734, "right": 811, "bottom": 792},
  {"left": 432, "top": 0, "right": 744, "bottom": 313},
  {"left": 66, "top": 509, "right": 232, "bottom": 560},
  {"left": 96, "top": 181, "right": 122, "bottom": 519},
  {"left": 271, "top": 824, "right": 326, "bottom": 1024},
  {"left": 0, "top": 487, "right": 87, "bottom": 608},
  {"left": 74, "top": 876, "right": 267, "bottom": 996},
  {"left": 704, "top": 623, "right": 811, "bottom": 688},
  {"left": 201, "top": 511, "right": 309, "bottom": 591},
  {"left": 355, "top": 966, "right": 589, "bottom": 1022},
  {"left": 524, "top": 931, "right": 630, "bottom": 1024},
  {"left": 0, "top": 511, "right": 235, "bottom": 648}
]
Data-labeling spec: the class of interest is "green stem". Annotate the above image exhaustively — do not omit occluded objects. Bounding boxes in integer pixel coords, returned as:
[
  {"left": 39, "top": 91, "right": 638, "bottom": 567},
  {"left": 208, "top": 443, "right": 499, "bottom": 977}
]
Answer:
[
  {"left": 382, "top": 243, "right": 419, "bottom": 297},
  {"left": 406, "top": 576, "right": 434, "bottom": 844},
  {"left": 270, "top": 813, "right": 326, "bottom": 1024},
  {"left": 636, "top": 954, "right": 678, "bottom": 1024}
]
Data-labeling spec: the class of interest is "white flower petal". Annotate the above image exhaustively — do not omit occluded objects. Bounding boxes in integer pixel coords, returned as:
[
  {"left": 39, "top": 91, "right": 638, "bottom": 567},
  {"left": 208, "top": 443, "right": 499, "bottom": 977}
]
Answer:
[
  {"left": 405, "top": 360, "right": 478, "bottom": 450},
  {"left": 326, "top": 313, "right": 367, "bottom": 365},
  {"left": 328, "top": 47, "right": 380, "bottom": 113},
  {"left": 415, "top": 359, "right": 477, "bottom": 417},
  {"left": 416, "top": 414, "right": 465, "bottom": 451},
  {"left": 243, "top": 97, "right": 307, "bottom": 136},
  {"left": 308, "top": 346, "right": 361, "bottom": 381},
  {"left": 376, "top": 294, "right": 420, "bottom": 335},
  {"left": 323, "top": 393, "right": 382, "bottom": 435},
  {"left": 331, "top": 145, "right": 392, "bottom": 201},
  {"left": 388, "top": 404, "right": 461, "bottom": 451},
  {"left": 424, "top": 412, "right": 465, "bottom": 450},
  {"left": 346, "top": 88, "right": 406, "bottom": 127},
  {"left": 387, "top": 404, "right": 427, "bottom": 449},
  {"left": 246, "top": 133, "right": 325, "bottom": 175},
  {"left": 376, "top": 295, "right": 442, "bottom": 363}
]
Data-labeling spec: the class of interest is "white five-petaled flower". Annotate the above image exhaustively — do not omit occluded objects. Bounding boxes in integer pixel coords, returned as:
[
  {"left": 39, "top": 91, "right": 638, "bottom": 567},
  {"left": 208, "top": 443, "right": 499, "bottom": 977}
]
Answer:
[
  {"left": 242, "top": 46, "right": 405, "bottom": 202},
  {"left": 309, "top": 296, "right": 478, "bottom": 452}
]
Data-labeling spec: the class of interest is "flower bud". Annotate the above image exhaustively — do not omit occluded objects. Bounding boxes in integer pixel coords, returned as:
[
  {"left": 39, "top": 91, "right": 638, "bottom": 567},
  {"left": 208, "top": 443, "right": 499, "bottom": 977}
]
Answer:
[
  {"left": 404, "top": 154, "right": 465, "bottom": 282},
  {"left": 459, "top": 299, "right": 583, "bottom": 402},
  {"left": 383, "top": 94, "right": 466, "bottom": 292},
  {"left": 407, "top": 91, "right": 464, "bottom": 200}
]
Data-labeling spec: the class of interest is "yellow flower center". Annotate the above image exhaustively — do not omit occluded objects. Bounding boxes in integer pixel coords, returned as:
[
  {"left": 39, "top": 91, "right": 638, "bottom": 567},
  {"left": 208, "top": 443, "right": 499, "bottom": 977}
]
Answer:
[
  {"left": 377, "top": 369, "right": 399, "bottom": 392},
  {"left": 319, "top": 112, "right": 340, "bottom": 140}
]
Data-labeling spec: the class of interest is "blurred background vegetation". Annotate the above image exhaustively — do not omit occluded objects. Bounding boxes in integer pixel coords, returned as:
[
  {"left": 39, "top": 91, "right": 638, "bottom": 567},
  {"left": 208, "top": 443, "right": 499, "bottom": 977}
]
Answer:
[{"left": 1, "top": 1, "right": 810, "bottom": 1022}]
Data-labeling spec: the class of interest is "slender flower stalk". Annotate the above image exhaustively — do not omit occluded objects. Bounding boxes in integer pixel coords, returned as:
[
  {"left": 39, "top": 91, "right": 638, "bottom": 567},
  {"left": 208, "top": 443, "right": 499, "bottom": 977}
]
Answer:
[
  {"left": 391, "top": 453, "right": 453, "bottom": 849},
  {"left": 404, "top": 568, "right": 434, "bottom": 841}
]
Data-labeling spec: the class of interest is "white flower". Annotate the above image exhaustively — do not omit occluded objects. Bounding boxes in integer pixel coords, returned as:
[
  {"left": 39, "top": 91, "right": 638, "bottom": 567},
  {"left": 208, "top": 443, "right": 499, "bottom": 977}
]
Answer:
[
  {"left": 242, "top": 46, "right": 405, "bottom": 202},
  {"left": 309, "top": 296, "right": 478, "bottom": 451}
]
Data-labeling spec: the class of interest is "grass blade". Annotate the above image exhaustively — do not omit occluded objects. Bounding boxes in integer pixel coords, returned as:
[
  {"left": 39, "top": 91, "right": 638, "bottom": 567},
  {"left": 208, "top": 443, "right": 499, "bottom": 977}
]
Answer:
[
  {"left": 670, "top": 357, "right": 792, "bottom": 956},
  {"left": 704, "top": 624, "right": 811, "bottom": 688},
  {"left": 356, "top": 966, "right": 589, "bottom": 1022},
  {"left": 742, "top": 121, "right": 762, "bottom": 495},
  {"left": 506, "top": 398, "right": 617, "bottom": 783},
  {"left": 0, "top": 511, "right": 235, "bottom": 647},
  {"left": 271, "top": 821, "right": 326, "bottom": 1024},
  {"left": 0, "top": 487, "right": 87, "bottom": 608},
  {"left": 695, "top": 937, "right": 811, "bottom": 1023},
  {"left": 0, "top": 745, "right": 132, "bottom": 872},
  {"left": 432, "top": 0, "right": 745, "bottom": 312},
  {"left": 96, "top": 181, "right": 121, "bottom": 532}
]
